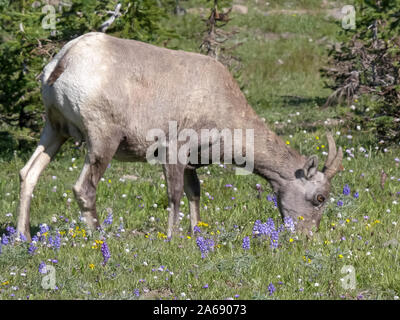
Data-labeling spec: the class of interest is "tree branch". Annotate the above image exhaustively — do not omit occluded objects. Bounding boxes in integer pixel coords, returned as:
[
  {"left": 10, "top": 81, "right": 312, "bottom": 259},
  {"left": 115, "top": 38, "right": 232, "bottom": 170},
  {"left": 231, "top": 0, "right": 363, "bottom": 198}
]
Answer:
[{"left": 99, "top": 3, "right": 122, "bottom": 33}]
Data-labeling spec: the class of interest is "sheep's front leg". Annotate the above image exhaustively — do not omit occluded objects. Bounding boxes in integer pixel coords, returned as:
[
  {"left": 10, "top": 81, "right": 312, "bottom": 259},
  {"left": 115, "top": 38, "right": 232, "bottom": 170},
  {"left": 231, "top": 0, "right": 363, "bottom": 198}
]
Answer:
[
  {"left": 162, "top": 164, "right": 185, "bottom": 238},
  {"left": 73, "top": 139, "right": 119, "bottom": 234},
  {"left": 184, "top": 168, "right": 201, "bottom": 234}
]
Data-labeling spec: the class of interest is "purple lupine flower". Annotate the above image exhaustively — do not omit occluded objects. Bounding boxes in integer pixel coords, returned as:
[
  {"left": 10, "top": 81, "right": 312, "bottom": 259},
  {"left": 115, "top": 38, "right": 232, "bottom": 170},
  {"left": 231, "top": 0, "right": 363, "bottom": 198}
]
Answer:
[
  {"left": 193, "top": 225, "right": 201, "bottom": 234},
  {"left": 39, "top": 224, "right": 50, "bottom": 234},
  {"left": 54, "top": 233, "right": 61, "bottom": 250},
  {"left": 270, "top": 230, "right": 279, "bottom": 249},
  {"left": 133, "top": 289, "right": 140, "bottom": 297},
  {"left": 101, "top": 241, "right": 111, "bottom": 265},
  {"left": 252, "top": 220, "right": 263, "bottom": 236},
  {"left": 225, "top": 184, "right": 233, "bottom": 188},
  {"left": 1, "top": 234, "right": 9, "bottom": 245},
  {"left": 6, "top": 226, "right": 16, "bottom": 237},
  {"left": 272, "top": 195, "right": 278, "bottom": 207},
  {"left": 196, "top": 237, "right": 208, "bottom": 258},
  {"left": 196, "top": 237, "right": 214, "bottom": 258},
  {"left": 202, "top": 284, "right": 209, "bottom": 289},
  {"left": 32, "top": 235, "right": 39, "bottom": 242},
  {"left": 343, "top": 184, "right": 351, "bottom": 196},
  {"left": 268, "top": 283, "right": 276, "bottom": 296},
  {"left": 118, "top": 221, "right": 124, "bottom": 233},
  {"left": 38, "top": 262, "right": 47, "bottom": 274},
  {"left": 28, "top": 243, "right": 37, "bottom": 255},
  {"left": 284, "top": 216, "right": 295, "bottom": 232},
  {"left": 353, "top": 192, "right": 359, "bottom": 199},
  {"left": 266, "top": 218, "right": 276, "bottom": 235},
  {"left": 337, "top": 200, "right": 344, "bottom": 207},
  {"left": 48, "top": 235, "right": 54, "bottom": 246},
  {"left": 267, "top": 194, "right": 278, "bottom": 207},
  {"left": 18, "top": 232, "right": 27, "bottom": 242},
  {"left": 103, "top": 213, "right": 113, "bottom": 225},
  {"left": 242, "top": 236, "right": 250, "bottom": 250}
]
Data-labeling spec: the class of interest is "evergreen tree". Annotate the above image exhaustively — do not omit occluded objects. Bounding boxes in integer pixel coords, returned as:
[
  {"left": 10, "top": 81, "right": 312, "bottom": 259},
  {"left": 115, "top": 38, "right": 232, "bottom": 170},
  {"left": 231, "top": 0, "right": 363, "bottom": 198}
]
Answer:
[{"left": 323, "top": 0, "right": 400, "bottom": 146}]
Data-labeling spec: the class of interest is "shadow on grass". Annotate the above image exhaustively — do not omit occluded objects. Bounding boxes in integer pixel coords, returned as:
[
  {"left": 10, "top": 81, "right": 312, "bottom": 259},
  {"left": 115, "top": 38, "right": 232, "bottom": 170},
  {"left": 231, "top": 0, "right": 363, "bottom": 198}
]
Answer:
[
  {"left": 0, "top": 131, "right": 37, "bottom": 162},
  {"left": 280, "top": 95, "right": 328, "bottom": 108},
  {"left": 0, "top": 224, "right": 41, "bottom": 241}
]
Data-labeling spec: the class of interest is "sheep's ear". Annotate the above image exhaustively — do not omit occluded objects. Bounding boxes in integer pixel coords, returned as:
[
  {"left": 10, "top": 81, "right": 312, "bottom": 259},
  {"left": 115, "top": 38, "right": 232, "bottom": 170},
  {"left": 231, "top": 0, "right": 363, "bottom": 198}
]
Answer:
[{"left": 303, "top": 155, "right": 319, "bottom": 180}]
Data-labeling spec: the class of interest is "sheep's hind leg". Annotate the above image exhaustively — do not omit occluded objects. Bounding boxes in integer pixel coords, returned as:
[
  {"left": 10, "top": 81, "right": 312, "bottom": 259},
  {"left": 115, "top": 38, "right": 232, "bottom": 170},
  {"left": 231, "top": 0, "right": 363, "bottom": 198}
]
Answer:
[{"left": 17, "top": 123, "right": 66, "bottom": 241}]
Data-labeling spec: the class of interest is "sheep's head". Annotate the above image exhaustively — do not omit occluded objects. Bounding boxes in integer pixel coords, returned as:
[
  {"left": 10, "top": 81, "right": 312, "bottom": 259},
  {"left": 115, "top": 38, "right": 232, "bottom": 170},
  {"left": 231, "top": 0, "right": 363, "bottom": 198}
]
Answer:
[{"left": 276, "top": 133, "right": 343, "bottom": 234}]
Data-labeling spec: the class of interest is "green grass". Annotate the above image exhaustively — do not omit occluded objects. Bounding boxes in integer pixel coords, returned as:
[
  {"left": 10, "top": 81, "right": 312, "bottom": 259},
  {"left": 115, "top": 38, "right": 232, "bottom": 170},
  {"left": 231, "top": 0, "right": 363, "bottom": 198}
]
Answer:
[{"left": 1, "top": 0, "right": 400, "bottom": 300}]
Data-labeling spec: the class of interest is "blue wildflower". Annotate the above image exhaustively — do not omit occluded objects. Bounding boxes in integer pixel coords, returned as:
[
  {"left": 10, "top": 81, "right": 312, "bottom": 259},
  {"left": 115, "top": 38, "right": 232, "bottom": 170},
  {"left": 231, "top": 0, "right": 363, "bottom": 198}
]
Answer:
[
  {"left": 18, "top": 232, "right": 27, "bottom": 242},
  {"left": 6, "top": 226, "right": 16, "bottom": 237},
  {"left": 28, "top": 243, "right": 37, "bottom": 255},
  {"left": 193, "top": 225, "right": 201, "bottom": 234},
  {"left": 53, "top": 233, "right": 61, "bottom": 250},
  {"left": 267, "top": 194, "right": 278, "bottom": 207},
  {"left": 1, "top": 234, "right": 9, "bottom": 245},
  {"left": 101, "top": 241, "right": 111, "bottom": 265},
  {"left": 196, "top": 236, "right": 214, "bottom": 258},
  {"left": 266, "top": 218, "right": 276, "bottom": 235},
  {"left": 284, "top": 216, "right": 295, "bottom": 232},
  {"left": 268, "top": 283, "right": 276, "bottom": 296},
  {"left": 38, "top": 262, "right": 47, "bottom": 274},
  {"left": 337, "top": 200, "right": 344, "bottom": 207},
  {"left": 343, "top": 184, "right": 351, "bottom": 196},
  {"left": 242, "top": 236, "right": 250, "bottom": 250},
  {"left": 270, "top": 230, "right": 279, "bottom": 249},
  {"left": 39, "top": 224, "right": 50, "bottom": 234},
  {"left": 133, "top": 289, "right": 140, "bottom": 297},
  {"left": 353, "top": 192, "right": 359, "bottom": 199},
  {"left": 103, "top": 213, "right": 113, "bottom": 225}
]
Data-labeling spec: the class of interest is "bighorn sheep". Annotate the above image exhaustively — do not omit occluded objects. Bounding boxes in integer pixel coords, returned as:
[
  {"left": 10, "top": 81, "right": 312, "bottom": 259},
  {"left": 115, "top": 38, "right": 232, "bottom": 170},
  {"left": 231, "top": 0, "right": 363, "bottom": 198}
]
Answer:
[{"left": 17, "top": 32, "right": 342, "bottom": 241}]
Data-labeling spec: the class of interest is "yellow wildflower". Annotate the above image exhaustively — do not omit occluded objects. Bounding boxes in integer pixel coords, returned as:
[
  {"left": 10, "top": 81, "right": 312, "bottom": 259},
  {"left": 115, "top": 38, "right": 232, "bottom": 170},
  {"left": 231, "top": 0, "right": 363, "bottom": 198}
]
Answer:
[
  {"left": 289, "top": 238, "right": 294, "bottom": 243},
  {"left": 197, "top": 221, "right": 209, "bottom": 228},
  {"left": 298, "top": 216, "right": 304, "bottom": 221},
  {"left": 338, "top": 254, "right": 344, "bottom": 259},
  {"left": 286, "top": 140, "right": 290, "bottom": 145},
  {"left": 186, "top": 236, "right": 192, "bottom": 240},
  {"left": 89, "top": 264, "right": 95, "bottom": 270},
  {"left": 157, "top": 232, "right": 167, "bottom": 239},
  {"left": 1, "top": 281, "right": 9, "bottom": 286}
]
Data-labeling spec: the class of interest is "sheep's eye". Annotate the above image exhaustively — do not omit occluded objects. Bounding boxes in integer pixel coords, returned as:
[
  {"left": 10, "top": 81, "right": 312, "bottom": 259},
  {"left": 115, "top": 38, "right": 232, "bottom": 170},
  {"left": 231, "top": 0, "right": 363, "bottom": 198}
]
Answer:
[{"left": 316, "top": 194, "right": 325, "bottom": 203}]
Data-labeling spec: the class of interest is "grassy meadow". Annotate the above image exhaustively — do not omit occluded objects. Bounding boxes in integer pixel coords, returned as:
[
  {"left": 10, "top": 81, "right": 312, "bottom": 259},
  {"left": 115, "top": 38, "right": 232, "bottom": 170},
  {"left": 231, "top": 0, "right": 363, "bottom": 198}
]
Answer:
[{"left": 1, "top": 0, "right": 400, "bottom": 300}]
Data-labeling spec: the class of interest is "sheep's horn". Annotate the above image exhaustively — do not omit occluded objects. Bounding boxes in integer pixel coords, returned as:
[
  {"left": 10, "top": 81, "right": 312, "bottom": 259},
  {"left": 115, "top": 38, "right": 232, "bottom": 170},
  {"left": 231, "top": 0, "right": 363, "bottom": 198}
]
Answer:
[{"left": 323, "top": 132, "right": 343, "bottom": 180}]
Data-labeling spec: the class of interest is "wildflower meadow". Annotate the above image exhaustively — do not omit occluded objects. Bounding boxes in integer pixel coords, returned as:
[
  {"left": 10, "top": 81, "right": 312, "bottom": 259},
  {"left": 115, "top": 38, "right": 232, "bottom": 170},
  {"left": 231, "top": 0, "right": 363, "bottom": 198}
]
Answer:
[{"left": 1, "top": 0, "right": 400, "bottom": 301}]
